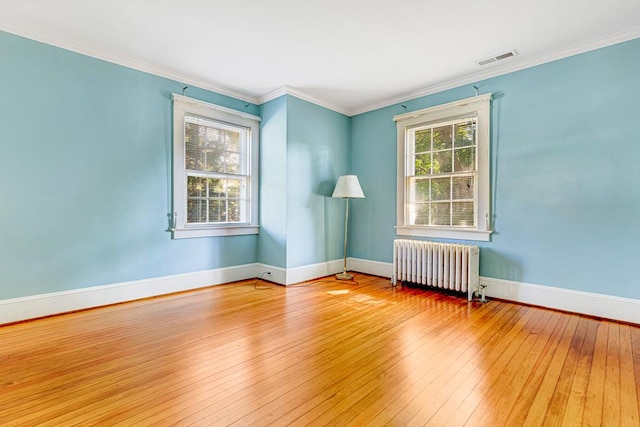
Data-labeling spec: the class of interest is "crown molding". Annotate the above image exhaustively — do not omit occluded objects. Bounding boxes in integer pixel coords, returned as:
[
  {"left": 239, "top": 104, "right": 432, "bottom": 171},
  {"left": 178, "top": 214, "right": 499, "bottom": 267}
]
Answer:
[
  {"left": 0, "top": 24, "right": 260, "bottom": 105},
  {"left": 3, "top": 24, "right": 639, "bottom": 117},
  {"left": 259, "top": 26, "right": 640, "bottom": 117},
  {"left": 259, "top": 86, "right": 350, "bottom": 116},
  {"left": 348, "top": 27, "right": 640, "bottom": 116},
  {"left": 259, "top": 86, "right": 290, "bottom": 104}
]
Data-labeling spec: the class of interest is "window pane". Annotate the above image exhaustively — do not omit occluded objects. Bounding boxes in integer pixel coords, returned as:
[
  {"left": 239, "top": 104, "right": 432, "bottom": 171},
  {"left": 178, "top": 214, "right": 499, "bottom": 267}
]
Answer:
[
  {"left": 431, "top": 177, "right": 450, "bottom": 201},
  {"left": 187, "top": 176, "right": 206, "bottom": 197},
  {"left": 452, "top": 176, "right": 474, "bottom": 200},
  {"left": 226, "top": 152, "right": 241, "bottom": 174},
  {"left": 204, "top": 146, "right": 223, "bottom": 172},
  {"left": 454, "top": 121, "right": 475, "bottom": 147},
  {"left": 433, "top": 150, "right": 452, "bottom": 174},
  {"left": 228, "top": 200, "right": 240, "bottom": 222},
  {"left": 415, "top": 179, "right": 430, "bottom": 202},
  {"left": 185, "top": 123, "right": 205, "bottom": 171},
  {"left": 416, "top": 204, "right": 430, "bottom": 225},
  {"left": 227, "top": 179, "right": 241, "bottom": 198},
  {"left": 409, "top": 178, "right": 429, "bottom": 203},
  {"left": 430, "top": 202, "right": 451, "bottom": 226},
  {"left": 186, "top": 122, "right": 245, "bottom": 174},
  {"left": 433, "top": 125, "right": 452, "bottom": 150},
  {"left": 208, "top": 200, "right": 226, "bottom": 222},
  {"left": 227, "top": 134, "right": 240, "bottom": 152},
  {"left": 414, "top": 154, "right": 431, "bottom": 175},
  {"left": 408, "top": 203, "right": 429, "bottom": 225},
  {"left": 205, "top": 128, "right": 225, "bottom": 149},
  {"left": 185, "top": 122, "right": 202, "bottom": 144},
  {"left": 452, "top": 201, "right": 474, "bottom": 226},
  {"left": 415, "top": 128, "right": 431, "bottom": 153},
  {"left": 206, "top": 127, "right": 239, "bottom": 151},
  {"left": 205, "top": 130, "right": 225, "bottom": 173},
  {"left": 187, "top": 199, "right": 207, "bottom": 223},
  {"left": 454, "top": 147, "right": 475, "bottom": 172},
  {"left": 208, "top": 178, "right": 225, "bottom": 198}
]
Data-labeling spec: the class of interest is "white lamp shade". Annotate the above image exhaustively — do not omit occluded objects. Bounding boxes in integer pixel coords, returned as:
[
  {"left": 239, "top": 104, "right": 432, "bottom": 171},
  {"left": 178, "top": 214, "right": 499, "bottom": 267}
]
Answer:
[{"left": 332, "top": 175, "right": 365, "bottom": 198}]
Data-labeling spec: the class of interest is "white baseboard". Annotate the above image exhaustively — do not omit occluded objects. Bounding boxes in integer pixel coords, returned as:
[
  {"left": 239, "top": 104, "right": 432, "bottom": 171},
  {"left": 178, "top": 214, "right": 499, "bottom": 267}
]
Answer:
[
  {"left": 254, "top": 263, "right": 287, "bottom": 285},
  {"left": 285, "top": 259, "right": 343, "bottom": 285},
  {"left": 0, "top": 259, "right": 343, "bottom": 325},
  {"left": 348, "top": 258, "right": 640, "bottom": 325},
  {"left": 348, "top": 257, "right": 393, "bottom": 278},
  {"left": 4, "top": 258, "right": 638, "bottom": 326},
  {"left": 256, "top": 259, "right": 343, "bottom": 285},
  {"left": 480, "top": 276, "right": 640, "bottom": 325},
  {"left": 0, "top": 263, "right": 259, "bottom": 325}
]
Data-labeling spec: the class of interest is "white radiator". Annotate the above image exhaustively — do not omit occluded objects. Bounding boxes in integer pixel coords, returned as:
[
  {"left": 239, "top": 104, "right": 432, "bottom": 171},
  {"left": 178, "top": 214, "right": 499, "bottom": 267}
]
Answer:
[{"left": 392, "top": 239, "right": 480, "bottom": 301}]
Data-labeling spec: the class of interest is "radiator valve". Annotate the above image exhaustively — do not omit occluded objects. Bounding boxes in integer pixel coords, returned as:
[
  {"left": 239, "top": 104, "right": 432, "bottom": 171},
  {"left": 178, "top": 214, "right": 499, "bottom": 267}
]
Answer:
[{"left": 479, "top": 283, "right": 488, "bottom": 303}]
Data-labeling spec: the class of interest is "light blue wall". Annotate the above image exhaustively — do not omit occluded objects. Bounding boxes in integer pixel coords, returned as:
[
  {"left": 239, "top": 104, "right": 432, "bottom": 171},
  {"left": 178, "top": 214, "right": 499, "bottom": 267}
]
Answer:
[
  {"left": 258, "top": 96, "right": 288, "bottom": 268},
  {"left": 257, "top": 95, "right": 350, "bottom": 269},
  {"left": 0, "top": 31, "right": 259, "bottom": 299},
  {"left": 350, "top": 37, "right": 640, "bottom": 299},
  {"left": 286, "top": 96, "right": 350, "bottom": 268}
]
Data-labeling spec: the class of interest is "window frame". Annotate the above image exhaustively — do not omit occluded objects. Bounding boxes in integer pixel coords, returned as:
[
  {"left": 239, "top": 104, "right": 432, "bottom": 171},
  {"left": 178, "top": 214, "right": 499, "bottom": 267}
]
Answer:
[
  {"left": 394, "top": 93, "right": 492, "bottom": 241},
  {"left": 171, "top": 94, "right": 260, "bottom": 239}
]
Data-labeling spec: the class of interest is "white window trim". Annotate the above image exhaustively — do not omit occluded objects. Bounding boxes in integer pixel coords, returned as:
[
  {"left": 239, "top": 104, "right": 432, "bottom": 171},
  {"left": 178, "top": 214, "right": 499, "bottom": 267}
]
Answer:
[
  {"left": 171, "top": 94, "right": 260, "bottom": 238},
  {"left": 394, "top": 93, "right": 492, "bottom": 242}
]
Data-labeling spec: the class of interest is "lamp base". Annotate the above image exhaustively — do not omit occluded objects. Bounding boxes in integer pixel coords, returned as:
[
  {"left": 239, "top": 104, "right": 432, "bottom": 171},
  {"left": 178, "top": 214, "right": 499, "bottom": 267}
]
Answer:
[{"left": 336, "top": 272, "right": 354, "bottom": 280}]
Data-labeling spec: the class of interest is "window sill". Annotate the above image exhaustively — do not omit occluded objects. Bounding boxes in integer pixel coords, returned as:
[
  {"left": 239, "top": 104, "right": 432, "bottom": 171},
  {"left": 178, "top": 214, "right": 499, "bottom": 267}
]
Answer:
[
  {"left": 172, "top": 225, "right": 259, "bottom": 239},
  {"left": 396, "top": 226, "right": 492, "bottom": 242}
]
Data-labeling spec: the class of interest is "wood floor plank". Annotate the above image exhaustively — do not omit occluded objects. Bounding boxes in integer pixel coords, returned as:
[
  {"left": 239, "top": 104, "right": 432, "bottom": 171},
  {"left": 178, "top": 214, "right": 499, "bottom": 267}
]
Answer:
[
  {"left": 0, "top": 274, "right": 639, "bottom": 426},
  {"left": 580, "top": 321, "right": 609, "bottom": 426},
  {"left": 629, "top": 326, "right": 640, "bottom": 421},
  {"left": 618, "top": 325, "right": 640, "bottom": 425},
  {"left": 560, "top": 318, "right": 599, "bottom": 426},
  {"left": 520, "top": 315, "right": 580, "bottom": 426},
  {"left": 602, "top": 322, "right": 621, "bottom": 427},
  {"left": 503, "top": 314, "right": 574, "bottom": 426},
  {"left": 542, "top": 316, "right": 590, "bottom": 426}
]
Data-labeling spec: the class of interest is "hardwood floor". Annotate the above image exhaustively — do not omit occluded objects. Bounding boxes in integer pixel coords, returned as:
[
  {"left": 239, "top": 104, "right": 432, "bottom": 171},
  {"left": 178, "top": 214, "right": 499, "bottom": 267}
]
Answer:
[{"left": 1, "top": 273, "right": 639, "bottom": 426}]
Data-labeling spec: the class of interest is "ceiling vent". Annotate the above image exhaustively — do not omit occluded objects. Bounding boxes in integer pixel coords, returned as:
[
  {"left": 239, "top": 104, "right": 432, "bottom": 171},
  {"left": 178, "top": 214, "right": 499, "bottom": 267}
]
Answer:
[{"left": 475, "top": 49, "right": 518, "bottom": 66}]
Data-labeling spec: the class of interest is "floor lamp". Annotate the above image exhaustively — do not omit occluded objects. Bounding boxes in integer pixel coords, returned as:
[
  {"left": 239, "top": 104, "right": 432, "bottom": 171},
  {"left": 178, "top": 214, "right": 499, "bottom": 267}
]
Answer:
[{"left": 332, "top": 175, "right": 365, "bottom": 280}]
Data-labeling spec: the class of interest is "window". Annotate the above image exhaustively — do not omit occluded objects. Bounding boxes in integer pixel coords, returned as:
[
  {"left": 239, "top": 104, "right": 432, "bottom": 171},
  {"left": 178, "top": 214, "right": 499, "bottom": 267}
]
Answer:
[
  {"left": 172, "top": 94, "right": 259, "bottom": 238},
  {"left": 395, "top": 94, "right": 492, "bottom": 241}
]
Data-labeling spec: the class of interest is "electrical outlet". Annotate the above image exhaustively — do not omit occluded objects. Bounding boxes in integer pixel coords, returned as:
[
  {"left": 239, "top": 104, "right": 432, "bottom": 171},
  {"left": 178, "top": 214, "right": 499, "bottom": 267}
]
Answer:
[{"left": 265, "top": 271, "right": 273, "bottom": 278}]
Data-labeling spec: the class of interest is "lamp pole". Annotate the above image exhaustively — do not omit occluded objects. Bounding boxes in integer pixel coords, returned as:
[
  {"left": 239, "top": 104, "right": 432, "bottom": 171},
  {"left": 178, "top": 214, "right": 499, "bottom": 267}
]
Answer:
[{"left": 337, "top": 197, "right": 352, "bottom": 280}]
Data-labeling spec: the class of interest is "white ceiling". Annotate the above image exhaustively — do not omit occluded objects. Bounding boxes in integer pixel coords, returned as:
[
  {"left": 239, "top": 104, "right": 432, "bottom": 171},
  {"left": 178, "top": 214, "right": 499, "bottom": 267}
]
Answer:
[{"left": 1, "top": 0, "right": 639, "bottom": 115}]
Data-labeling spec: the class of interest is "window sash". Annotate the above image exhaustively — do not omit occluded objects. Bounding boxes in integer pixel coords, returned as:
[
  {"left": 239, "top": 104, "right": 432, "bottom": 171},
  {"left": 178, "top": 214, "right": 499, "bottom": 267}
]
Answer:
[
  {"left": 185, "top": 171, "right": 248, "bottom": 225},
  {"left": 184, "top": 115, "right": 249, "bottom": 176},
  {"left": 406, "top": 173, "right": 477, "bottom": 227}
]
